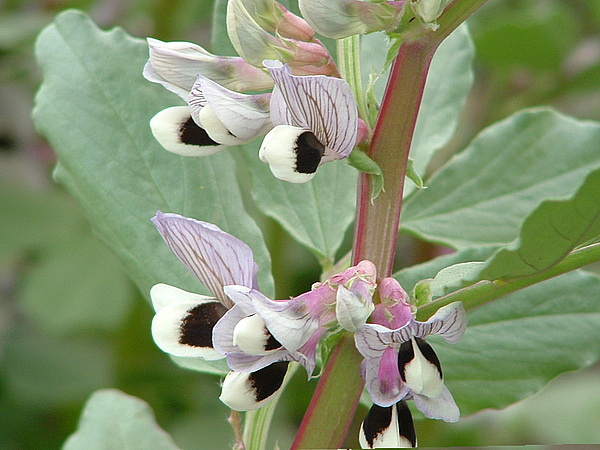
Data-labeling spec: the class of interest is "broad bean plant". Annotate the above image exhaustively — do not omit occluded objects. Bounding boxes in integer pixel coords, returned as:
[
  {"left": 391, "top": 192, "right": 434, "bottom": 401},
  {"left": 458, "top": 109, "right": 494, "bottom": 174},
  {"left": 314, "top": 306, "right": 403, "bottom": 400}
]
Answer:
[{"left": 34, "top": 0, "right": 600, "bottom": 448}]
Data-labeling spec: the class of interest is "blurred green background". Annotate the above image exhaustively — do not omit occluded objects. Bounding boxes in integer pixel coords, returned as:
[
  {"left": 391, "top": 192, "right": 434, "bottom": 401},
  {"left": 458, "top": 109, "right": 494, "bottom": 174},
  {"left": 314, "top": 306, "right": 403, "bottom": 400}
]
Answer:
[{"left": 1, "top": 0, "right": 599, "bottom": 448}]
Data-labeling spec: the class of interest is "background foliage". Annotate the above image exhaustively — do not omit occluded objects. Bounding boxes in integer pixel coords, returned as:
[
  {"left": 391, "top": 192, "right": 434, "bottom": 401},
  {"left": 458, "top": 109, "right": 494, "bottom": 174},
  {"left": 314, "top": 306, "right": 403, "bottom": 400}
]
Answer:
[{"left": 1, "top": 0, "right": 599, "bottom": 448}]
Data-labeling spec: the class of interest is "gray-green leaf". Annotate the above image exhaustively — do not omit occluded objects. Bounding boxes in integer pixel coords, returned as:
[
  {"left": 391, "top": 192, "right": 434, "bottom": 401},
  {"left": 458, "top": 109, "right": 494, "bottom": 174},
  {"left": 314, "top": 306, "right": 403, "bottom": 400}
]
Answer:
[
  {"left": 33, "top": 10, "right": 274, "bottom": 299},
  {"left": 63, "top": 389, "right": 180, "bottom": 450}
]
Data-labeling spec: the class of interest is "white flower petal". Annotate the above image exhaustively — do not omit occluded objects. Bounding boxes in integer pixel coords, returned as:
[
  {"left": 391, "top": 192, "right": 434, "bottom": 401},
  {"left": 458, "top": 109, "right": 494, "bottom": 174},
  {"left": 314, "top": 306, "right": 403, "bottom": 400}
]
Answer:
[
  {"left": 400, "top": 338, "right": 443, "bottom": 398},
  {"left": 359, "top": 402, "right": 416, "bottom": 449},
  {"left": 151, "top": 300, "right": 227, "bottom": 360},
  {"left": 219, "top": 362, "right": 288, "bottom": 411},
  {"left": 259, "top": 125, "right": 322, "bottom": 183},
  {"left": 413, "top": 385, "right": 460, "bottom": 422},
  {"left": 232, "top": 314, "right": 282, "bottom": 355},
  {"left": 150, "top": 106, "right": 225, "bottom": 157},
  {"left": 150, "top": 283, "right": 215, "bottom": 312}
]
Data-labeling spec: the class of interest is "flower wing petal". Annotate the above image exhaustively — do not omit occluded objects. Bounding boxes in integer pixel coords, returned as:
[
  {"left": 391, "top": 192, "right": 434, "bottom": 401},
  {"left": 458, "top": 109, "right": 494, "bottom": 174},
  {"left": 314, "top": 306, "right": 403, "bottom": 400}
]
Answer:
[
  {"left": 412, "top": 385, "right": 460, "bottom": 423},
  {"left": 152, "top": 212, "right": 257, "bottom": 306},
  {"left": 413, "top": 302, "right": 467, "bottom": 343}
]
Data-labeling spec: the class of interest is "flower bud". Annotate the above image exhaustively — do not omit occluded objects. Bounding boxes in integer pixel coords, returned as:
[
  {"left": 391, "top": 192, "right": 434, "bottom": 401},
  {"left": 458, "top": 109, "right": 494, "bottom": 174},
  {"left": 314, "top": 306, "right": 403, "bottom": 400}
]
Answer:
[
  {"left": 299, "top": 0, "right": 406, "bottom": 39},
  {"left": 412, "top": 0, "right": 450, "bottom": 26}
]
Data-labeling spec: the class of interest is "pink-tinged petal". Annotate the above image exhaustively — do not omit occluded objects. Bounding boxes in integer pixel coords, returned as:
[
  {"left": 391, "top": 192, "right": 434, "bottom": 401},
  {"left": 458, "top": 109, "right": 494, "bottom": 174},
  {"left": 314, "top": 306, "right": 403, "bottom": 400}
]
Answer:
[
  {"left": 144, "top": 37, "right": 273, "bottom": 99},
  {"left": 361, "top": 355, "right": 409, "bottom": 407},
  {"left": 149, "top": 107, "right": 225, "bottom": 157},
  {"left": 413, "top": 302, "right": 467, "bottom": 343},
  {"left": 151, "top": 299, "right": 227, "bottom": 360},
  {"left": 150, "top": 283, "right": 215, "bottom": 312},
  {"left": 152, "top": 212, "right": 257, "bottom": 307},
  {"left": 373, "top": 278, "right": 413, "bottom": 329},
  {"left": 219, "top": 362, "right": 288, "bottom": 411},
  {"left": 189, "top": 76, "right": 272, "bottom": 143},
  {"left": 359, "top": 401, "right": 416, "bottom": 449},
  {"left": 295, "top": 326, "right": 327, "bottom": 376},
  {"left": 412, "top": 385, "right": 460, "bottom": 423},
  {"left": 264, "top": 60, "right": 358, "bottom": 159}
]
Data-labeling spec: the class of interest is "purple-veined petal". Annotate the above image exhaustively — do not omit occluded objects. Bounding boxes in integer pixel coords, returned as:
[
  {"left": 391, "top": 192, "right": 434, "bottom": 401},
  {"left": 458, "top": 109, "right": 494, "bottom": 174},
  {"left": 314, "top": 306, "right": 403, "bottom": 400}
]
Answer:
[
  {"left": 359, "top": 401, "right": 416, "bottom": 449},
  {"left": 219, "top": 362, "right": 288, "bottom": 411},
  {"left": 336, "top": 285, "right": 374, "bottom": 332},
  {"left": 355, "top": 323, "right": 399, "bottom": 358},
  {"left": 151, "top": 299, "right": 227, "bottom": 360},
  {"left": 150, "top": 106, "right": 225, "bottom": 157},
  {"left": 144, "top": 38, "right": 273, "bottom": 99},
  {"left": 152, "top": 212, "right": 257, "bottom": 307},
  {"left": 212, "top": 305, "right": 251, "bottom": 354},
  {"left": 264, "top": 60, "right": 358, "bottom": 159},
  {"left": 412, "top": 302, "right": 467, "bottom": 343},
  {"left": 412, "top": 385, "right": 460, "bottom": 422},
  {"left": 189, "top": 75, "right": 272, "bottom": 143},
  {"left": 226, "top": 347, "right": 293, "bottom": 372},
  {"left": 150, "top": 283, "right": 215, "bottom": 312}
]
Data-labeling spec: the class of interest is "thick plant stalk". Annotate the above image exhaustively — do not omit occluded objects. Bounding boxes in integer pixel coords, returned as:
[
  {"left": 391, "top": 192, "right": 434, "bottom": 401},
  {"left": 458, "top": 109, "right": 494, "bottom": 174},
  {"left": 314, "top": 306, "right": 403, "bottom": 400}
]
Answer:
[{"left": 291, "top": 1, "right": 490, "bottom": 448}]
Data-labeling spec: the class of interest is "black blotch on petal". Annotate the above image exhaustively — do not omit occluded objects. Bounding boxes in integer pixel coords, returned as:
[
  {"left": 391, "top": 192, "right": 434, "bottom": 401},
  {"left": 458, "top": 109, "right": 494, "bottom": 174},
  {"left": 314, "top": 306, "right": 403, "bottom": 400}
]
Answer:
[
  {"left": 396, "top": 400, "right": 417, "bottom": 447},
  {"left": 179, "top": 302, "right": 228, "bottom": 347},
  {"left": 249, "top": 361, "right": 289, "bottom": 402},
  {"left": 264, "top": 332, "right": 283, "bottom": 351},
  {"left": 362, "top": 404, "right": 393, "bottom": 448},
  {"left": 397, "top": 340, "right": 415, "bottom": 382},
  {"left": 295, "top": 131, "right": 324, "bottom": 174},
  {"left": 179, "top": 116, "right": 220, "bottom": 146},
  {"left": 414, "top": 337, "right": 443, "bottom": 379}
]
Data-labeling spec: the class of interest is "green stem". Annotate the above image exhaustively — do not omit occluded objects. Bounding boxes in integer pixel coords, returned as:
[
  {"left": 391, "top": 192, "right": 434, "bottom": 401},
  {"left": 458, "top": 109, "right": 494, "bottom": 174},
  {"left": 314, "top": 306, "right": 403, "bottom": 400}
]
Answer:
[
  {"left": 291, "top": 1, "right": 490, "bottom": 448},
  {"left": 337, "top": 35, "right": 369, "bottom": 123},
  {"left": 417, "top": 242, "right": 600, "bottom": 320}
]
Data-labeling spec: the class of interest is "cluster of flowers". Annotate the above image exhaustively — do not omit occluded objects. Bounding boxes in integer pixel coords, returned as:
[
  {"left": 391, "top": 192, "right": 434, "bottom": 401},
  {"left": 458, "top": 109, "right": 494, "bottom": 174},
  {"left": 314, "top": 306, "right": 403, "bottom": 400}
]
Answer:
[
  {"left": 145, "top": 0, "right": 449, "bottom": 183},
  {"left": 150, "top": 212, "right": 466, "bottom": 448}
]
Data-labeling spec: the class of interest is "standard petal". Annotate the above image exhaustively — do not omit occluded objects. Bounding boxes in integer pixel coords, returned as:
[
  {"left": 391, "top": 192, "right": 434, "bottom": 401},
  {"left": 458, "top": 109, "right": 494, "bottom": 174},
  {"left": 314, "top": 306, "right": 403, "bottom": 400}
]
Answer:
[
  {"left": 149, "top": 106, "right": 225, "bottom": 157},
  {"left": 412, "top": 385, "right": 460, "bottom": 423},
  {"left": 189, "top": 75, "right": 272, "bottom": 143},
  {"left": 412, "top": 301, "right": 467, "bottom": 343},
  {"left": 144, "top": 37, "right": 273, "bottom": 98},
  {"left": 152, "top": 212, "right": 257, "bottom": 307},
  {"left": 264, "top": 60, "right": 358, "bottom": 159},
  {"left": 359, "top": 401, "right": 416, "bottom": 449},
  {"left": 150, "top": 283, "right": 215, "bottom": 312},
  {"left": 219, "top": 362, "right": 289, "bottom": 411},
  {"left": 151, "top": 299, "right": 227, "bottom": 360}
]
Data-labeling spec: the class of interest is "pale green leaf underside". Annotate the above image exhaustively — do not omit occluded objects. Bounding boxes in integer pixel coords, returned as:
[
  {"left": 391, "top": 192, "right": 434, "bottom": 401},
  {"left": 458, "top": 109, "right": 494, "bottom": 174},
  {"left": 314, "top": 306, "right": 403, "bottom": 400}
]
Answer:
[
  {"left": 63, "top": 389, "right": 180, "bottom": 450},
  {"left": 402, "top": 109, "right": 600, "bottom": 249},
  {"left": 33, "top": 10, "right": 274, "bottom": 299},
  {"left": 476, "top": 167, "right": 600, "bottom": 280},
  {"left": 436, "top": 270, "right": 600, "bottom": 416},
  {"left": 244, "top": 144, "right": 357, "bottom": 264}
]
